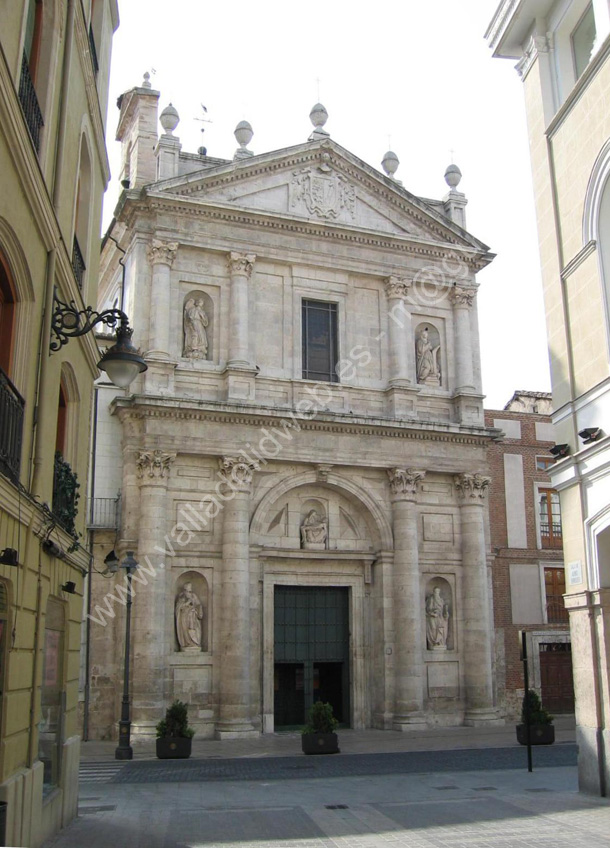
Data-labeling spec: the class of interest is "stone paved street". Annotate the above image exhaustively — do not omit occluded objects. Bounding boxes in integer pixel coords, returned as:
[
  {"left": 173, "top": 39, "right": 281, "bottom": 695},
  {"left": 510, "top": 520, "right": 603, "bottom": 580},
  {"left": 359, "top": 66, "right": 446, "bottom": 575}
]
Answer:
[{"left": 43, "top": 727, "right": 610, "bottom": 848}]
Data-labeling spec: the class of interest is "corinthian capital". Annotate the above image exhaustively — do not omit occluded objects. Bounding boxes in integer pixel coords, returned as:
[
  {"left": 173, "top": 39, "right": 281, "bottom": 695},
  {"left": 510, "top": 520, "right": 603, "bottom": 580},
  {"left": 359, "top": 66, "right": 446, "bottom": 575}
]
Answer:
[
  {"left": 148, "top": 239, "right": 179, "bottom": 267},
  {"left": 387, "top": 467, "right": 426, "bottom": 499},
  {"left": 454, "top": 473, "right": 491, "bottom": 501},
  {"left": 449, "top": 285, "right": 477, "bottom": 308},
  {"left": 385, "top": 275, "right": 411, "bottom": 300},
  {"left": 219, "top": 455, "right": 258, "bottom": 492},
  {"left": 228, "top": 252, "right": 256, "bottom": 278},
  {"left": 136, "top": 450, "right": 176, "bottom": 480}
]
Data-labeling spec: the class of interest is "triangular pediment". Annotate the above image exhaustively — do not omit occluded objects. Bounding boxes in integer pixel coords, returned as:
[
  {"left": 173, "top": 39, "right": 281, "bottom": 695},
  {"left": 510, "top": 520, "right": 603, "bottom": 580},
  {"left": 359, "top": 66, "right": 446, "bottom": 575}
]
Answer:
[{"left": 148, "top": 140, "right": 488, "bottom": 252}]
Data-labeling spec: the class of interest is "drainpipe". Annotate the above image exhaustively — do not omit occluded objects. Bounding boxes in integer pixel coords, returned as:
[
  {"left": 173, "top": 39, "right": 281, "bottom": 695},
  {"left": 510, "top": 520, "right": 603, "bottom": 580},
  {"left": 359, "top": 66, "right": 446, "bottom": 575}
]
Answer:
[{"left": 83, "top": 385, "right": 99, "bottom": 740}]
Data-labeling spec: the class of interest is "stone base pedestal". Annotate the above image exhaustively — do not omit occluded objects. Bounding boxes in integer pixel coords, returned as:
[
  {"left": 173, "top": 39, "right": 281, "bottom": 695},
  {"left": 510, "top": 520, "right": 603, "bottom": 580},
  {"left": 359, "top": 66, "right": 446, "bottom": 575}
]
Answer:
[
  {"left": 393, "top": 713, "right": 428, "bottom": 731},
  {"left": 215, "top": 722, "right": 259, "bottom": 740},
  {"left": 129, "top": 720, "right": 159, "bottom": 741},
  {"left": 464, "top": 708, "right": 504, "bottom": 726},
  {"left": 452, "top": 391, "right": 484, "bottom": 425},
  {"left": 224, "top": 365, "right": 258, "bottom": 402},
  {"left": 143, "top": 357, "right": 176, "bottom": 395},
  {"left": 385, "top": 384, "right": 420, "bottom": 418}
]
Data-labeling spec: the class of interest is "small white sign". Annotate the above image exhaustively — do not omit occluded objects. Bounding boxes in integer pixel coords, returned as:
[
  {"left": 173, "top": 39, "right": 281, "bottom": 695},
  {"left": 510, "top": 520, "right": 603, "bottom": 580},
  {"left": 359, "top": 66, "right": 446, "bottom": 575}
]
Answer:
[{"left": 568, "top": 561, "right": 583, "bottom": 585}]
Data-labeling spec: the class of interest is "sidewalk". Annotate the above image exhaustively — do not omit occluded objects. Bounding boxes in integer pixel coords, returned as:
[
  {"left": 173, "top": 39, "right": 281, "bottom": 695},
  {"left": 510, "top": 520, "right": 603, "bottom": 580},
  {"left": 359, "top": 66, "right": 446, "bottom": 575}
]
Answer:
[{"left": 80, "top": 715, "right": 576, "bottom": 761}]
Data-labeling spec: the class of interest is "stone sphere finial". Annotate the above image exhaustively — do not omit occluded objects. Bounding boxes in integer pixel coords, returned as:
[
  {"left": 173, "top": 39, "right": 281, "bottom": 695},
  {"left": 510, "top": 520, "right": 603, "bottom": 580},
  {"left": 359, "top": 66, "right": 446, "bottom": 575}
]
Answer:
[
  {"left": 142, "top": 71, "right": 151, "bottom": 89},
  {"left": 308, "top": 103, "right": 330, "bottom": 141},
  {"left": 382, "top": 150, "right": 399, "bottom": 179},
  {"left": 444, "top": 163, "right": 462, "bottom": 189},
  {"left": 234, "top": 120, "right": 254, "bottom": 160},
  {"left": 159, "top": 103, "right": 180, "bottom": 135}
]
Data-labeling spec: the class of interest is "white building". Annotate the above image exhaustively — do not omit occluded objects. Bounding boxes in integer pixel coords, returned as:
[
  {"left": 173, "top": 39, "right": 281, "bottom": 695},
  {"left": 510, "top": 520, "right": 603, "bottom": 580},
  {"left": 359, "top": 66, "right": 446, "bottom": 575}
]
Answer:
[{"left": 86, "top": 77, "right": 503, "bottom": 740}]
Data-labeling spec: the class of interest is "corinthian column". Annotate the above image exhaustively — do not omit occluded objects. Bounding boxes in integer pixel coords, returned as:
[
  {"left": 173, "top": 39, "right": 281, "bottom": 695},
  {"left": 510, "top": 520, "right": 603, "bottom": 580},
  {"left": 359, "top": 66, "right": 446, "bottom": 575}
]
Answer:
[
  {"left": 130, "top": 449, "right": 176, "bottom": 738},
  {"left": 454, "top": 472, "right": 498, "bottom": 725},
  {"left": 449, "top": 284, "right": 476, "bottom": 392},
  {"left": 147, "top": 239, "right": 178, "bottom": 358},
  {"left": 385, "top": 276, "right": 412, "bottom": 385},
  {"left": 388, "top": 467, "right": 427, "bottom": 729},
  {"left": 216, "top": 456, "right": 258, "bottom": 738},
  {"left": 227, "top": 252, "right": 255, "bottom": 368}
]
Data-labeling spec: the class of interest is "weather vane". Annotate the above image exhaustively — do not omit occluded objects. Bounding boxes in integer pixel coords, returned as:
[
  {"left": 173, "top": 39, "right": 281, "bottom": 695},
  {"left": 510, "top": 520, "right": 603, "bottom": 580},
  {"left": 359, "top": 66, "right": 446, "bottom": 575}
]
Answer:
[{"left": 194, "top": 104, "right": 212, "bottom": 155}]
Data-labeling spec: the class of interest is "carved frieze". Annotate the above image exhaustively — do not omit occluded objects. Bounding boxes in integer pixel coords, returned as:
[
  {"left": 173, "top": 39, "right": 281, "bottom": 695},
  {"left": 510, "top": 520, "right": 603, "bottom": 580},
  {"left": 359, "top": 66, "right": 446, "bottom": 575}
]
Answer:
[
  {"left": 454, "top": 473, "right": 491, "bottom": 500},
  {"left": 290, "top": 162, "right": 356, "bottom": 220},
  {"left": 147, "top": 239, "right": 178, "bottom": 267},
  {"left": 387, "top": 467, "right": 426, "bottom": 497},
  {"left": 228, "top": 252, "right": 256, "bottom": 277},
  {"left": 136, "top": 450, "right": 176, "bottom": 479}
]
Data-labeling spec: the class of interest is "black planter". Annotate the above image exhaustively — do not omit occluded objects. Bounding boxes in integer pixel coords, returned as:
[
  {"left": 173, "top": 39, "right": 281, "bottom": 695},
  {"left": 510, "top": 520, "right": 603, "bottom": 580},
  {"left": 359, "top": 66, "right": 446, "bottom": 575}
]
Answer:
[
  {"left": 301, "top": 732, "right": 340, "bottom": 755},
  {"left": 516, "top": 724, "right": 555, "bottom": 745},
  {"left": 156, "top": 736, "right": 192, "bottom": 759}
]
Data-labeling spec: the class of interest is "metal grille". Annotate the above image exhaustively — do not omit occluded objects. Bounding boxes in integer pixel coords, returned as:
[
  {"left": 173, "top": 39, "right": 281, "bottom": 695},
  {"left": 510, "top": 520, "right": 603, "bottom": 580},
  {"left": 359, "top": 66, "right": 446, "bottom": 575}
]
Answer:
[
  {"left": 72, "top": 236, "right": 86, "bottom": 289},
  {"left": 0, "top": 367, "right": 24, "bottom": 483},
  {"left": 18, "top": 53, "right": 44, "bottom": 152},
  {"left": 88, "top": 496, "right": 120, "bottom": 529}
]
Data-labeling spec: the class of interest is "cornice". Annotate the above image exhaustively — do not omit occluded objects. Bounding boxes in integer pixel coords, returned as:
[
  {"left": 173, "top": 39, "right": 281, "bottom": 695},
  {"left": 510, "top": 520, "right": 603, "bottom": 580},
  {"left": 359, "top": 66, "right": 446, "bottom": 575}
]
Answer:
[
  {"left": 485, "top": 0, "right": 521, "bottom": 54},
  {"left": 122, "top": 194, "right": 491, "bottom": 271},
  {"left": 74, "top": 2, "right": 111, "bottom": 185},
  {"left": 111, "top": 396, "right": 496, "bottom": 447}
]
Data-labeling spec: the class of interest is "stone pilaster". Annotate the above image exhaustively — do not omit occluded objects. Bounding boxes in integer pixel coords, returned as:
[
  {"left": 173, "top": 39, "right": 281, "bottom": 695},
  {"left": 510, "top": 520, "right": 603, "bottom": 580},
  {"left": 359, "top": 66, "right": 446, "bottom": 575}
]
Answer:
[
  {"left": 384, "top": 276, "right": 419, "bottom": 418},
  {"left": 454, "top": 472, "right": 499, "bottom": 725},
  {"left": 216, "top": 456, "right": 259, "bottom": 738},
  {"left": 388, "top": 467, "right": 427, "bottom": 729},
  {"left": 130, "top": 449, "right": 176, "bottom": 738},
  {"left": 147, "top": 239, "right": 178, "bottom": 358},
  {"left": 227, "top": 252, "right": 255, "bottom": 367},
  {"left": 449, "top": 285, "right": 476, "bottom": 393}
]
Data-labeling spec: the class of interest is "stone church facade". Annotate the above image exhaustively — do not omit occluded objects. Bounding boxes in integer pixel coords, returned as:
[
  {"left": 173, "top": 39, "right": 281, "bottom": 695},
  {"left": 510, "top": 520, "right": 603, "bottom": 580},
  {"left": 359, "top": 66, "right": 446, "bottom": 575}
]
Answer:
[{"left": 87, "top": 76, "right": 502, "bottom": 740}]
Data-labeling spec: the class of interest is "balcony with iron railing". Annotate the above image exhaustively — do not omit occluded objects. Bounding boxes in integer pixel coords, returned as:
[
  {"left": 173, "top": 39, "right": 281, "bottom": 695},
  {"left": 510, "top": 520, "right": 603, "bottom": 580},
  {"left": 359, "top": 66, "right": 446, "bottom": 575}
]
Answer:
[
  {"left": 87, "top": 494, "right": 120, "bottom": 530},
  {"left": 18, "top": 53, "right": 44, "bottom": 153},
  {"left": 72, "top": 236, "right": 86, "bottom": 289},
  {"left": 546, "top": 597, "right": 569, "bottom": 625},
  {"left": 0, "top": 367, "right": 25, "bottom": 484},
  {"left": 540, "top": 523, "right": 563, "bottom": 549},
  {"left": 53, "top": 452, "right": 80, "bottom": 536}
]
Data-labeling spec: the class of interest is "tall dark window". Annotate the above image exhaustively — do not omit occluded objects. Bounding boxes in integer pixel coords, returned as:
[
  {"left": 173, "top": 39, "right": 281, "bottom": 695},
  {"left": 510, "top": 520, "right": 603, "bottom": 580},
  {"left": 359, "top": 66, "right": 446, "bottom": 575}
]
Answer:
[{"left": 302, "top": 300, "right": 338, "bottom": 382}]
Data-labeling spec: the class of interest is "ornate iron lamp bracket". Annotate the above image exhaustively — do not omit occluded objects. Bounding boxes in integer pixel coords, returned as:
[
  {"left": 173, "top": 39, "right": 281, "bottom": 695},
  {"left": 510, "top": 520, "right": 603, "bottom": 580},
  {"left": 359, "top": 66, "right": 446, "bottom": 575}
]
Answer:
[{"left": 50, "top": 288, "right": 130, "bottom": 352}]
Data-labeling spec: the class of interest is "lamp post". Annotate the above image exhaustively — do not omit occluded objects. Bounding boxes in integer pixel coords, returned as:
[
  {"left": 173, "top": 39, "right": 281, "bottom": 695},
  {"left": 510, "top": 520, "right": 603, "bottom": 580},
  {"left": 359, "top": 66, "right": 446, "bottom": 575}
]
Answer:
[
  {"left": 50, "top": 289, "right": 147, "bottom": 387},
  {"left": 115, "top": 551, "right": 138, "bottom": 760}
]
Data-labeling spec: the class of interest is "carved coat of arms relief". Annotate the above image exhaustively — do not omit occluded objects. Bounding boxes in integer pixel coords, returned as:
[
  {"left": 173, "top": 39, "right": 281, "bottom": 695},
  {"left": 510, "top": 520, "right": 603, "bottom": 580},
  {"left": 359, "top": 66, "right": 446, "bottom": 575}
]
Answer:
[{"left": 290, "top": 164, "right": 356, "bottom": 221}]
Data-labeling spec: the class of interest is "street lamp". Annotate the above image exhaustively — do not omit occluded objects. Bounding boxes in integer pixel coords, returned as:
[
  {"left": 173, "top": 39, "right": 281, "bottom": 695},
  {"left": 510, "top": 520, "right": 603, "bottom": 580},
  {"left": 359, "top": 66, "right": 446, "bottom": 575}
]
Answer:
[
  {"left": 50, "top": 290, "right": 147, "bottom": 388},
  {"left": 115, "top": 550, "right": 138, "bottom": 760}
]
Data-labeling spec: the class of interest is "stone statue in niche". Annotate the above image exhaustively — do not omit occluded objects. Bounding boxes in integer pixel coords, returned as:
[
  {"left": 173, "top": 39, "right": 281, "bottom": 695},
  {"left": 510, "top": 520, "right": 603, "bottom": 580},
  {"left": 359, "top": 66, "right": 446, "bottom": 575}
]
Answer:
[
  {"left": 300, "top": 509, "right": 328, "bottom": 550},
  {"left": 416, "top": 326, "right": 441, "bottom": 386},
  {"left": 175, "top": 582, "right": 204, "bottom": 651},
  {"left": 425, "top": 586, "right": 450, "bottom": 650},
  {"left": 183, "top": 298, "right": 209, "bottom": 359}
]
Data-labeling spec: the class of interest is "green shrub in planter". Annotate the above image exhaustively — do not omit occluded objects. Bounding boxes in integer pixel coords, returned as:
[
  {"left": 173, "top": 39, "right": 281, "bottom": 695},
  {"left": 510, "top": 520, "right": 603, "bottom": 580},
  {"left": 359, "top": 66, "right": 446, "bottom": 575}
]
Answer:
[
  {"left": 156, "top": 700, "right": 195, "bottom": 759},
  {"left": 301, "top": 701, "right": 340, "bottom": 755},
  {"left": 516, "top": 689, "right": 555, "bottom": 745}
]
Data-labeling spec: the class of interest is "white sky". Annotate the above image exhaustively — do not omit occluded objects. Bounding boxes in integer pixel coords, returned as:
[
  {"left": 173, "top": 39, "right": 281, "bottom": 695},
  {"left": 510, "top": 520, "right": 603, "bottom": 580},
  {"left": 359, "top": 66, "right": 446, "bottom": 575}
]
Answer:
[{"left": 102, "top": 0, "right": 550, "bottom": 410}]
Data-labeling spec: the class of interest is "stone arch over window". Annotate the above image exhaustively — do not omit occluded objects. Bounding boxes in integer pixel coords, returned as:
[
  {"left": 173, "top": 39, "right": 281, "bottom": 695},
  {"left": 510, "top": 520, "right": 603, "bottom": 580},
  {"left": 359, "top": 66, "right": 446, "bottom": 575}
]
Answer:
[
  {"left": 72, "top": 133, "right": 93, "bottom": 291},
  {"left": 0, "top": 218, "right": 34, "bottom": 392},
  {"left": 56, "top": 362, "right": 80, "bottom": 467},
  {"left": 182, "top": 290, "right": 214, "bottom": 361},
  {"left": 21, "top": 0, "right": 61, "bottom": 151},
  {"left": 174, "top": 570, "right": 209, "bottom": 652},
  {"left": 424, "top": 576, "right": 454, "bottom": 651},
  {"left": 583, "top": 138, "right": 610, "bottom": 358},
  {"left": 414, "top": 321, "right": 442, "bottom": 387}
]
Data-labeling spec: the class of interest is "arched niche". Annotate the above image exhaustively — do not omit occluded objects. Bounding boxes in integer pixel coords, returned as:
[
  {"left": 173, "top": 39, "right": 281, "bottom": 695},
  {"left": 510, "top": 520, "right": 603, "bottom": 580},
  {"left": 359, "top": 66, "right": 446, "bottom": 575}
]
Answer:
[
  {"left": 174, "top": 570, "right": 209, "bottom": 652},
  {"left": 414, "top": 321, "right": 442, "bottom": 387},
  {"left": 300, "top": 498, "right": 328, "bottom": 550},
  {"left": 424, "top": 576, "right": 453, "bottom": 651},
  {"left": 182, "top": 290, "right": 214, "bottom": 361}
]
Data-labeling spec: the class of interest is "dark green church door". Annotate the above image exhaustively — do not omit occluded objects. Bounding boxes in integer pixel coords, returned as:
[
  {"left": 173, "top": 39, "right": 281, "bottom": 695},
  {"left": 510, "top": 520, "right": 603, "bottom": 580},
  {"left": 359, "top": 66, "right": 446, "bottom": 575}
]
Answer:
[{"left": 274, "top": 586, "right": 350, "bottom": 729}]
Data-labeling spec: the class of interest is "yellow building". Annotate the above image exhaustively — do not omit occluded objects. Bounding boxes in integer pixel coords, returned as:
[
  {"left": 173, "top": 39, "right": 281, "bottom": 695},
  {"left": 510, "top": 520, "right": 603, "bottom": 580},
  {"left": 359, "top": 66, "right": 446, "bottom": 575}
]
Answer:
[
  {"left": 0, "top": 0, "right": 119, "bottom": 844},
  {"left": 488, "top": 1, "right": 610, "bottom": 795}
]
